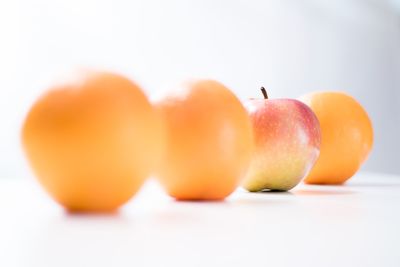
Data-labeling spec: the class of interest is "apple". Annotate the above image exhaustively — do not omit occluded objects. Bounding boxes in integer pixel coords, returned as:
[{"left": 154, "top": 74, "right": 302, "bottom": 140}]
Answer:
[{"left": 242, "top": 87, "right": 321, "bottom": 191}]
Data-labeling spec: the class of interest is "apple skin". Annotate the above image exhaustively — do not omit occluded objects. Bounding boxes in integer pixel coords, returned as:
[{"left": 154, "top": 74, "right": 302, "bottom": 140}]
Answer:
[{"left": 242, "top": 98, "right": 321, "bottom": 191}]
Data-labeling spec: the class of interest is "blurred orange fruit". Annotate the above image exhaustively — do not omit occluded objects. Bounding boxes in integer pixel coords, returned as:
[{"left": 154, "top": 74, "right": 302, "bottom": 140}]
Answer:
[
  {"left": 299, "top": 91, "right": 373, "bottom": 184},
  {"left": 155, "top": 80, "right": 254, "bottom": 200},
  {"left": 22, "top": 71, "right": 165, "bottom": 212}
]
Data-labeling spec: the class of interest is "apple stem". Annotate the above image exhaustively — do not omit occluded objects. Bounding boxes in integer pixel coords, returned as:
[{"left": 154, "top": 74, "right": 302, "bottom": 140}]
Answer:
[{"left": 260, "top": 87, "right": 268, "bottom": 99}]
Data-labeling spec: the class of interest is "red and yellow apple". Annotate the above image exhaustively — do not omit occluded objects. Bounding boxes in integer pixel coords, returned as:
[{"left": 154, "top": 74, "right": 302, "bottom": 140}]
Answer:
[{"left": 242, "top": 88, "right": 321, "bottom": 191}]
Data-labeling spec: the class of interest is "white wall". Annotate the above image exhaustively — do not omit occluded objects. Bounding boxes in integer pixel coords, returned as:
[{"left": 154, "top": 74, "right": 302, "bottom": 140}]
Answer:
[{"left": 0, "top": 0, "right": 399, "bottom": 178}]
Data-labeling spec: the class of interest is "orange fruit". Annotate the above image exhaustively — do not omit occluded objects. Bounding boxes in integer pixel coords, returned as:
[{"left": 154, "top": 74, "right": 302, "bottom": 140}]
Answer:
[
  {"left": 299, "top": 91, "right": 373, "bottom": 184},
  {"left": 155, "top": 80, "right": 254, "bottom": 200},
  {"left": 22, "top": 71, "right": 165, "bottom": 212}
]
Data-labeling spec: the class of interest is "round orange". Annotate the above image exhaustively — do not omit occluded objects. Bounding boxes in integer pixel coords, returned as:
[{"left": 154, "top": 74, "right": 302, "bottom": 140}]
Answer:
[
  {"left": 155, "top": 80, "right": 254, "bottom": 200},
  {"left": 299, "top": 91, "right": 373, "bottom": 184},
  {"left": 22, "top": 71, "right": 165, "bottom": 212}
]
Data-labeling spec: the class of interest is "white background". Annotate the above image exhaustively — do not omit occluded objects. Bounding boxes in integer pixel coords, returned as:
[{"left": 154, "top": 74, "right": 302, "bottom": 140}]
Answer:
[
  {"left": 1, "top": 0, "right": 399, "bottom": 178},
  {"left": 1, "top": 173, "right": 400, "bottom": 267}
]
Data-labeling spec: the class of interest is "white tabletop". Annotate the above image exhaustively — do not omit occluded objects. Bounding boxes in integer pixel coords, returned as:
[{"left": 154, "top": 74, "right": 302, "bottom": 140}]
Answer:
[{"left": 1, "top": 172, "right": 399, "bottom": 267}]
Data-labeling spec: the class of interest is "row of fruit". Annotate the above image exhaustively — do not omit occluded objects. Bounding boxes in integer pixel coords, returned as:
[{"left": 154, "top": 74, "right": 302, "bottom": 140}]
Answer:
[{"left": 22, "top": 71, "right": 373, "bottom": 212}]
